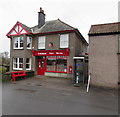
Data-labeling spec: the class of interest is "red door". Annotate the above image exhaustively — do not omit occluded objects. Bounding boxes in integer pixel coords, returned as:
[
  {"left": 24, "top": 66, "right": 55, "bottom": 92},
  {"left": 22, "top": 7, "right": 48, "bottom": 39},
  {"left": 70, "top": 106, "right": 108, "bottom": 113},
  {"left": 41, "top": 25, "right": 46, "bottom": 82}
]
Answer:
[{"left": 37, "top": 59, "right": 46, "bottom": 75}]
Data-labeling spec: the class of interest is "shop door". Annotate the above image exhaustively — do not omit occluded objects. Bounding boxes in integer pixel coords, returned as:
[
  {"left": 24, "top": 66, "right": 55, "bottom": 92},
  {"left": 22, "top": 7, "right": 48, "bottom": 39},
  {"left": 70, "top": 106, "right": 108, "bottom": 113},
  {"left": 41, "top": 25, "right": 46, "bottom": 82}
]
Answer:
[{"left": 38, "top": 59, "right": 46, "bottom": 75}]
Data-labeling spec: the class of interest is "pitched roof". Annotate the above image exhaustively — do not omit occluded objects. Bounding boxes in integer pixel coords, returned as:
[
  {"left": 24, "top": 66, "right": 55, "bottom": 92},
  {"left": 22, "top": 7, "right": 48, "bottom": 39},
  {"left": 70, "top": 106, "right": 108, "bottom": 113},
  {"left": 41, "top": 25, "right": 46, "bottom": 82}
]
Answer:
[
  {"left": 18, "top": 21, "right": 32, "bottom": 33},
  {"left": 88, "top": 22, "right": 120, "bottom": 35},
  {"left": 31, "top": 19, "right": 76, "bottom": 34},
  {"left": 7, "top": 19, "right": 88, "bottom": 45}
]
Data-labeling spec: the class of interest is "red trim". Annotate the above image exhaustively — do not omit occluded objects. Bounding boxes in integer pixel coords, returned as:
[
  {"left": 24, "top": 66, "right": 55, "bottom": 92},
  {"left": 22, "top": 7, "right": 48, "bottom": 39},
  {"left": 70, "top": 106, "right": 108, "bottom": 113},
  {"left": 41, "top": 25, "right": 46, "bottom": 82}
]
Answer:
[
  {"left": 19, "top": 23, "right": 30, "bottom": 34},
  {"left": 19, "top": 29, "right": 23, "bottom": 34},
  {"left": 8, "top": 33, "right": 30, "bottom": 36},
  {"left": 45, "top": 71, "right": 67, "bottom": 73},
  {"left": 6, "top": 22, "right": 31, "bottom": 37},
  {"left": 32, "top": 49, "right": 70, "bottom": 56},
  {"left": 18, "top": 24, "right": 20, "bottom": 33},
  {"left": 13, "top": 29, "right": 18, "bottom": 34}
]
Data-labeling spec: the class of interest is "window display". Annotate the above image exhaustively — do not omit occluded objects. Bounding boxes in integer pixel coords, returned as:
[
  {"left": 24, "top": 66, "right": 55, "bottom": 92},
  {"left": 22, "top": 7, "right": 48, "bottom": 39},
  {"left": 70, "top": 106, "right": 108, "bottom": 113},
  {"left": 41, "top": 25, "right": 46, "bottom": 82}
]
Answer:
[{"left": 46, "top": 56, "right": 67, "bottom": 73}]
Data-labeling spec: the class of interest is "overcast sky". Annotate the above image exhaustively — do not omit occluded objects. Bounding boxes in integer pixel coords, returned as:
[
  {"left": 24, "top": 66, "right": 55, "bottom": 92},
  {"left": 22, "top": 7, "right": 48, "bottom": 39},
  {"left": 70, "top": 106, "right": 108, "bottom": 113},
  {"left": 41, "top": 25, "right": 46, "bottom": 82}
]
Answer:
[{"left": 0, "top": 0, "right": 119, "bottom": 53}]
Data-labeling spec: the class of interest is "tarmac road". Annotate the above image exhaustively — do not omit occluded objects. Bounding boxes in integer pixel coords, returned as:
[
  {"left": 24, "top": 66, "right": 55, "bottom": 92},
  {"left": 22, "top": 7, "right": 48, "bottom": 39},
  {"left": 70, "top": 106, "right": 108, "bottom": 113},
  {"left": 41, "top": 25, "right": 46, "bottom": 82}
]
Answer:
[{"left": 2, "top": 77, "right": 118, "bottom": 115}]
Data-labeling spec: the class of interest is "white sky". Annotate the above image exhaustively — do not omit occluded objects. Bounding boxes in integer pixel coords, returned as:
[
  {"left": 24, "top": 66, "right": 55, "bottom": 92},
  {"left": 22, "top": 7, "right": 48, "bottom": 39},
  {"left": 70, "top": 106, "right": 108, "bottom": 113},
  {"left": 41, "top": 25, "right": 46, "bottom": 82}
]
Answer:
[{"left": 0, "top": 0, "right": 119, "bottom": 53}]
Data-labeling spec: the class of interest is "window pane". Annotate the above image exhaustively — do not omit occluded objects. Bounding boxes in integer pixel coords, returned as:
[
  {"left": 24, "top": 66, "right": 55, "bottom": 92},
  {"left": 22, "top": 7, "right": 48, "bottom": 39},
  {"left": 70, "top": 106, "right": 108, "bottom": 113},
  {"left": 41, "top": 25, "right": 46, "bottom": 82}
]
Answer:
[
  {"left": 26, "top": 58, "right": 31, "bottom": 70},
  {"left": 19, "top": 37, "right": 23, "bottom": 48},
  {"left": 14, "top": 37, "right": 18, "bottom": 48},
  {"left": 60, "top": 34, "right": 69, "bottom": 48},
  {"left": 26, "top": 58, "right": 29, "bottom": 63},
  {"left": 15, "top": 43, "right": 18, "bottom": 48},
  {"left": 56, "top": 59, "right": 67, "bottom": 72},
  {"left": 26, "top": 64, "right": 29, "bottom": 69},
  {"left": 14, "top": 58, "right": 17, "bottom": 63},
  {"left": 19, "top": 58, "right": 23, "bottom": 63},
  {"left": 19, "top": 63, "right": 23, "bottom": 68},
  {"left": 20, "top": 43, "right": 23, "bottom": 48},
  {"left": 38, "top": 36, "right": 45, "bottom": 49},
  {"left": 47, "top": 59, "right": 56, "bottom": 71},
  {"left": 20, "top": 37, "right": 23, "bottom": 42},
  {"left": 14, "top": 63, "right": 17, "bottom": 68},
  {"left": 14, "top": 37, "right": 18, "bottom": 43},
  {"left": 27, "top": 37, "right": 32, "bottom": 48}
]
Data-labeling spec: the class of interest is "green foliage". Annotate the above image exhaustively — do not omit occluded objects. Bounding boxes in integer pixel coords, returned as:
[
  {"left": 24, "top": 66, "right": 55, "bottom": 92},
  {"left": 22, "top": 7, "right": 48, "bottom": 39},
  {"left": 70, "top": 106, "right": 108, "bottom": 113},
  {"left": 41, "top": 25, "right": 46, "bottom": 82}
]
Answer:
[
  {"left": 0, "top": 66, "right": 7, "bottom": 74},
  {"left": 1, "top": 72, "right": 12, "bottom": 82}
]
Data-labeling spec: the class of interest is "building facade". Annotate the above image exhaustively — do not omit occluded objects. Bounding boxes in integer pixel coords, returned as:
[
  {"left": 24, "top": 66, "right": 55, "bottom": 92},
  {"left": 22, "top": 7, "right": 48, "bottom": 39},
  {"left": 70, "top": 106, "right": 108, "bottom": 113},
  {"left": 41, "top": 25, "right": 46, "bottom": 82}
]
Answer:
[
  {"left": 88, "top": 22, "right": 120, "bottom": 88},
  {"left": 6, "top": 8, "right": 88, "bottom": 78}
]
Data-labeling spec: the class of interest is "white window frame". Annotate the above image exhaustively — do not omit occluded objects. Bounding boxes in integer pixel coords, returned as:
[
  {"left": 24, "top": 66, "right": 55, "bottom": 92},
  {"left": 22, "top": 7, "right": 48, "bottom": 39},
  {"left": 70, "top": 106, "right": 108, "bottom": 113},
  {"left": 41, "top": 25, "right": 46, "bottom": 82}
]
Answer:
[
  {"left": 13, "top": 58, "right": 23, "bottom": 70},
  {"left": 27, "top": 37, "right": 32, "bottom": 49},
  {"left": 38, "top": 36, "right": 46, "bottom": 49},
  {"left": 26, "top": 58, "right": 31, "bottom": 70},
  {"left": 60, "top": 34, "right": 69, "bottom": 48},
  {"left": 13, "top": 37, "right": 24, "bottom": 49}
]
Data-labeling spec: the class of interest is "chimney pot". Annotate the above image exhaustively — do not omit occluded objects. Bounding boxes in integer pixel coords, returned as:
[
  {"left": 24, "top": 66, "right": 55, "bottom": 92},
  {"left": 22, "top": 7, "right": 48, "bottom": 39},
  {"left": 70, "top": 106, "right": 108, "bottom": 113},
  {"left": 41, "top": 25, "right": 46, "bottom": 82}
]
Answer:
[
  {"left": 40, "top": 7, "right": 44, "bottom": 13},
  {"left": 38, "top": 7, "right": 45, "bottom": 28}
]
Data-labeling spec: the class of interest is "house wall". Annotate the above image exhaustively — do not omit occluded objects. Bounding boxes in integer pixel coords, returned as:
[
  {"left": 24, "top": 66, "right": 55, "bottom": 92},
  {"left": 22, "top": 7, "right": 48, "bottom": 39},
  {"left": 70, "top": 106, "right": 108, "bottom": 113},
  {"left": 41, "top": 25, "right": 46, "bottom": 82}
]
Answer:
[
  {"left": 118, "top": 54, "right": 120, "bottom": 83},
  {"left": 10, "top": 35, "right": 32, "bottom": 72},
  {"left": 32, "top": 32, "right": 76, "bottom": 77},
  {"left": 10, "top": 32, "right": 87, "bottom": 79},
  {"left": 89, "top": 34, "right": 118, "bottom": 88}
]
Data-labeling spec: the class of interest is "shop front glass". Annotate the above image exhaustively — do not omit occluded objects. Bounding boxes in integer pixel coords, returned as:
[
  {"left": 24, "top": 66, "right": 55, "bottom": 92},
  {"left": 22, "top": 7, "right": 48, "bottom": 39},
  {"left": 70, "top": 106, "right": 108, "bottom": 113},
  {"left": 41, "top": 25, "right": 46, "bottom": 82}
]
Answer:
[{"left": 46, "top": 56, "right": 67, "bottom": 73}]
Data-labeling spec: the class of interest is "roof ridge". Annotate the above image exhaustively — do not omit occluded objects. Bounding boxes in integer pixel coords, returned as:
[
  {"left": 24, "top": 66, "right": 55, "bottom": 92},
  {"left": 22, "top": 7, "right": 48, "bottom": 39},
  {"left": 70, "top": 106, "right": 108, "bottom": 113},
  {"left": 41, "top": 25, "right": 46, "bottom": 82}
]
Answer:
[
  {"left": 91, "top": 22, "right": 120, "bottom": 26},
  {"left": 58, "top": 19, "right": 76, "bottom": 29},
  {"left": 31, "top": 19, "right": 58, "bottom": 29},
  {"left": 17, "top": 21, "right": 31, "bottom": 29}
]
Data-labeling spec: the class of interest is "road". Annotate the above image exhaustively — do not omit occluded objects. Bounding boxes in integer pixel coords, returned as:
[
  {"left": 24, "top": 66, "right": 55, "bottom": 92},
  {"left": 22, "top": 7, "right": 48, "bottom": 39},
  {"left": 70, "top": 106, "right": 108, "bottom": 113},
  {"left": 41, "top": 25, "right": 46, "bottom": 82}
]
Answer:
[{"left": 2, "top": 77, "right": 118, "bottom": 115}]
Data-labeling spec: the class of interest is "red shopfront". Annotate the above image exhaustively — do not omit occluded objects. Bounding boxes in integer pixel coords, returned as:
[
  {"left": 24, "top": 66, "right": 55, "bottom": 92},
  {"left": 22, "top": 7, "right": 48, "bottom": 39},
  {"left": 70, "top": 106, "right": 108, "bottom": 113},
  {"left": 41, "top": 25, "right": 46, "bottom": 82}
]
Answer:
[{"left": 32, "top": 49, "right": 70, "bottom": 75}]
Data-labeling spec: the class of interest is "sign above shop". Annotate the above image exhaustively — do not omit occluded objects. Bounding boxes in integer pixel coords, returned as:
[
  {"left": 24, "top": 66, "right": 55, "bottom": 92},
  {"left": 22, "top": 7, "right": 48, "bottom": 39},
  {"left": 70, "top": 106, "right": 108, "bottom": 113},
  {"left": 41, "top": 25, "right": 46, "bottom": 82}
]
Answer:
[{"left": 32, "top": 49, "right": 70, "bottom": 56}]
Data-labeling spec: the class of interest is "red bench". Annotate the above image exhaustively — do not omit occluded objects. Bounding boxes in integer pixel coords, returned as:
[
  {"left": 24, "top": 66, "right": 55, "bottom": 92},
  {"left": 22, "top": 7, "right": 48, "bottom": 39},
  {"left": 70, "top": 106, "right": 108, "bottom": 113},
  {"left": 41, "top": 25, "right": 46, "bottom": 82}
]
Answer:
[{"left": 11, "top": 71, "right": 26, "bottom": 81}]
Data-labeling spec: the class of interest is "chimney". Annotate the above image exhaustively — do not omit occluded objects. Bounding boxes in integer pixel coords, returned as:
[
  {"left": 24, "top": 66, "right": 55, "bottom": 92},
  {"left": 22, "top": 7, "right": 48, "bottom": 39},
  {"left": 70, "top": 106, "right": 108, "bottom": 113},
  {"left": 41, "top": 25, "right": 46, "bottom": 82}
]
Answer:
[{"left": 38, "top": 7, "right": 45, "bottom": 28}]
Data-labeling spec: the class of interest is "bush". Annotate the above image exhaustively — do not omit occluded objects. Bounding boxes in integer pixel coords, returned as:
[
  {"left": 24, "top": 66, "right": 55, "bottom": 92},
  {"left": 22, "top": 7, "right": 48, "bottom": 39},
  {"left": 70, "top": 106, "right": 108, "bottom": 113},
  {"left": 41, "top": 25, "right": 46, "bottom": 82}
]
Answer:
[
  {"left": 0, "top": 66, "right": 7, "bottom": 74},
  {"left": 2, "top": 72, "right": 12, "bottom": 82}
]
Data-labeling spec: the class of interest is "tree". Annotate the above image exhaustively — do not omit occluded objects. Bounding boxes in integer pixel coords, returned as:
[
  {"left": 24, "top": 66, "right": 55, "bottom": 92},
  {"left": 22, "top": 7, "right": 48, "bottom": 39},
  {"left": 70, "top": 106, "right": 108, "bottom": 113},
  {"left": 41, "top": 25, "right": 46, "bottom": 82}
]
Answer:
[{"left": 0, "top": 51, "right": 10, "bottom": 72}]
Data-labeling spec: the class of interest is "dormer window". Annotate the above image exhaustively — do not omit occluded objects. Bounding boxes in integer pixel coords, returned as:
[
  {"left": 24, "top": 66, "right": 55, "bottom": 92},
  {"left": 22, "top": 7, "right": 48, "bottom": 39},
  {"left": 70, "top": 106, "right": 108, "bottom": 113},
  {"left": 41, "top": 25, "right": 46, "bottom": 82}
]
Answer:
[
  {"left": 27, "top": 37, "right": 32, "bottom": 49},
  {"left": 13, "top": 36, "right": 23, "bottom": 49}
]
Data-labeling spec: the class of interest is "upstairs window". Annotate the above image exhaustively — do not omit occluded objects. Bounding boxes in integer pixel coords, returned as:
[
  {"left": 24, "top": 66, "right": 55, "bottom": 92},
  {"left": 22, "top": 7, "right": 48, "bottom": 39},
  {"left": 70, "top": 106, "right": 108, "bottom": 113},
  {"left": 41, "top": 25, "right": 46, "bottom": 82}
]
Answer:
[
  {"left": 38, "top": 36, "right": 45, "bottom": 49},
  {"left": 60, "top": 34, "right": 69, "bottom": 48},
  {"left": 13, "top": 58, "right": 23, "bottom": 70},
  {"left": 27, "top": 37, "right": 32, "bottom": 49},
  {"left": 14, "top": 37, "right": 23, "bottom": 49}
]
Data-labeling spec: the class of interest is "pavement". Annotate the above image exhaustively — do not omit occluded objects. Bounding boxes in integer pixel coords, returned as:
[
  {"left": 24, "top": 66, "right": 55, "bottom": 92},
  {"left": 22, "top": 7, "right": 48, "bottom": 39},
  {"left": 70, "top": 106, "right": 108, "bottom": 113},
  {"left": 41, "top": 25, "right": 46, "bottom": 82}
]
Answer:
[{"left": 2, "top": 76, "right": 118, "bottom": 115}]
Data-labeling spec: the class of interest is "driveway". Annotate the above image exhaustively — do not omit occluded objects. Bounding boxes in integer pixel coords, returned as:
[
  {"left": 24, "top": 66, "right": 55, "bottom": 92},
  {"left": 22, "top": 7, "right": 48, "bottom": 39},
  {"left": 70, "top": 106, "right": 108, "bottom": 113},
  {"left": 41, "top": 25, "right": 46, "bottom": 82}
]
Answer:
[{"left": 2, "top": 76, "right": 118, "bottom": 115}]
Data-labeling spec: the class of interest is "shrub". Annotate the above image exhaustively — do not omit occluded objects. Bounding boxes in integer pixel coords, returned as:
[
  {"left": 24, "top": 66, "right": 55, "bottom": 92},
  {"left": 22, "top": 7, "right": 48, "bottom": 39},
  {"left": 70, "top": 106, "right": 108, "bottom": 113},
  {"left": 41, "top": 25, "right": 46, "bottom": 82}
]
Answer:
[
  {"left": 0, "top": 66, "right": 7, "bottom": 74},
  {"left": 2, "top": 72, "right": 12, "bottom": 82}
]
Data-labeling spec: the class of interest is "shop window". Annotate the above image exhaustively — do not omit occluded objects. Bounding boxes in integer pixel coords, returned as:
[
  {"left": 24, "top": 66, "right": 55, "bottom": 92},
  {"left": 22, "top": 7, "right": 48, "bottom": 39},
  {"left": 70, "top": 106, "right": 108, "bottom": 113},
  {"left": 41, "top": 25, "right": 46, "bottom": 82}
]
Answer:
[
  {"left": 56, "top": 59, "right": 67, "bottom": 72},
  {"left": 27, "top": 37, "right": 32, "bottom": 49},
  {"left": 60, "top": 34, "right": 69, "bottom": 48},
  {"left": 14, "top": 36, "right": 23, "bottom": 49},
  {"left": 38, "top": 36, "right": 45, "bottom": 49},
  {"left": 13, "top": 58, "right": 23, "bottom": 70},
  {"left": 47, "top": 59, "right": 56, "bottom": 71},
  {"left": 26, "top": 58, "right": 31, "bottom": 70},
  {"left": 46, "top": 56, "right": 67, "bottom": 73}
]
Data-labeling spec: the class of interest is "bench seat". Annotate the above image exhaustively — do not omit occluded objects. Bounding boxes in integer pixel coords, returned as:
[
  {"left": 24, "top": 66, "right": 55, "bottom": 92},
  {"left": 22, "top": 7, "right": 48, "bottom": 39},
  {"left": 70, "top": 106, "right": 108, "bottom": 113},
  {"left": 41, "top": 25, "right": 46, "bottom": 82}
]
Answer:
[{"left": 12, "top": 71, "right": 26, "bottom": 81}]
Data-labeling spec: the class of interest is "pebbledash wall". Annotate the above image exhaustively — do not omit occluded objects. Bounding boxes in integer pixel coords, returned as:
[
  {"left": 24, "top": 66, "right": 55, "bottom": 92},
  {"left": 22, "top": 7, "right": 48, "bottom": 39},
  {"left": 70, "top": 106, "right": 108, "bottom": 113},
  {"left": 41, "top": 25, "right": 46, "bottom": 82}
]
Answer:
[
  {"left": 88, "top": 22, "right": 120, "bottom": 88},
  {"left": 7, "top": 8, "right": 88, "bottom": 78}
]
